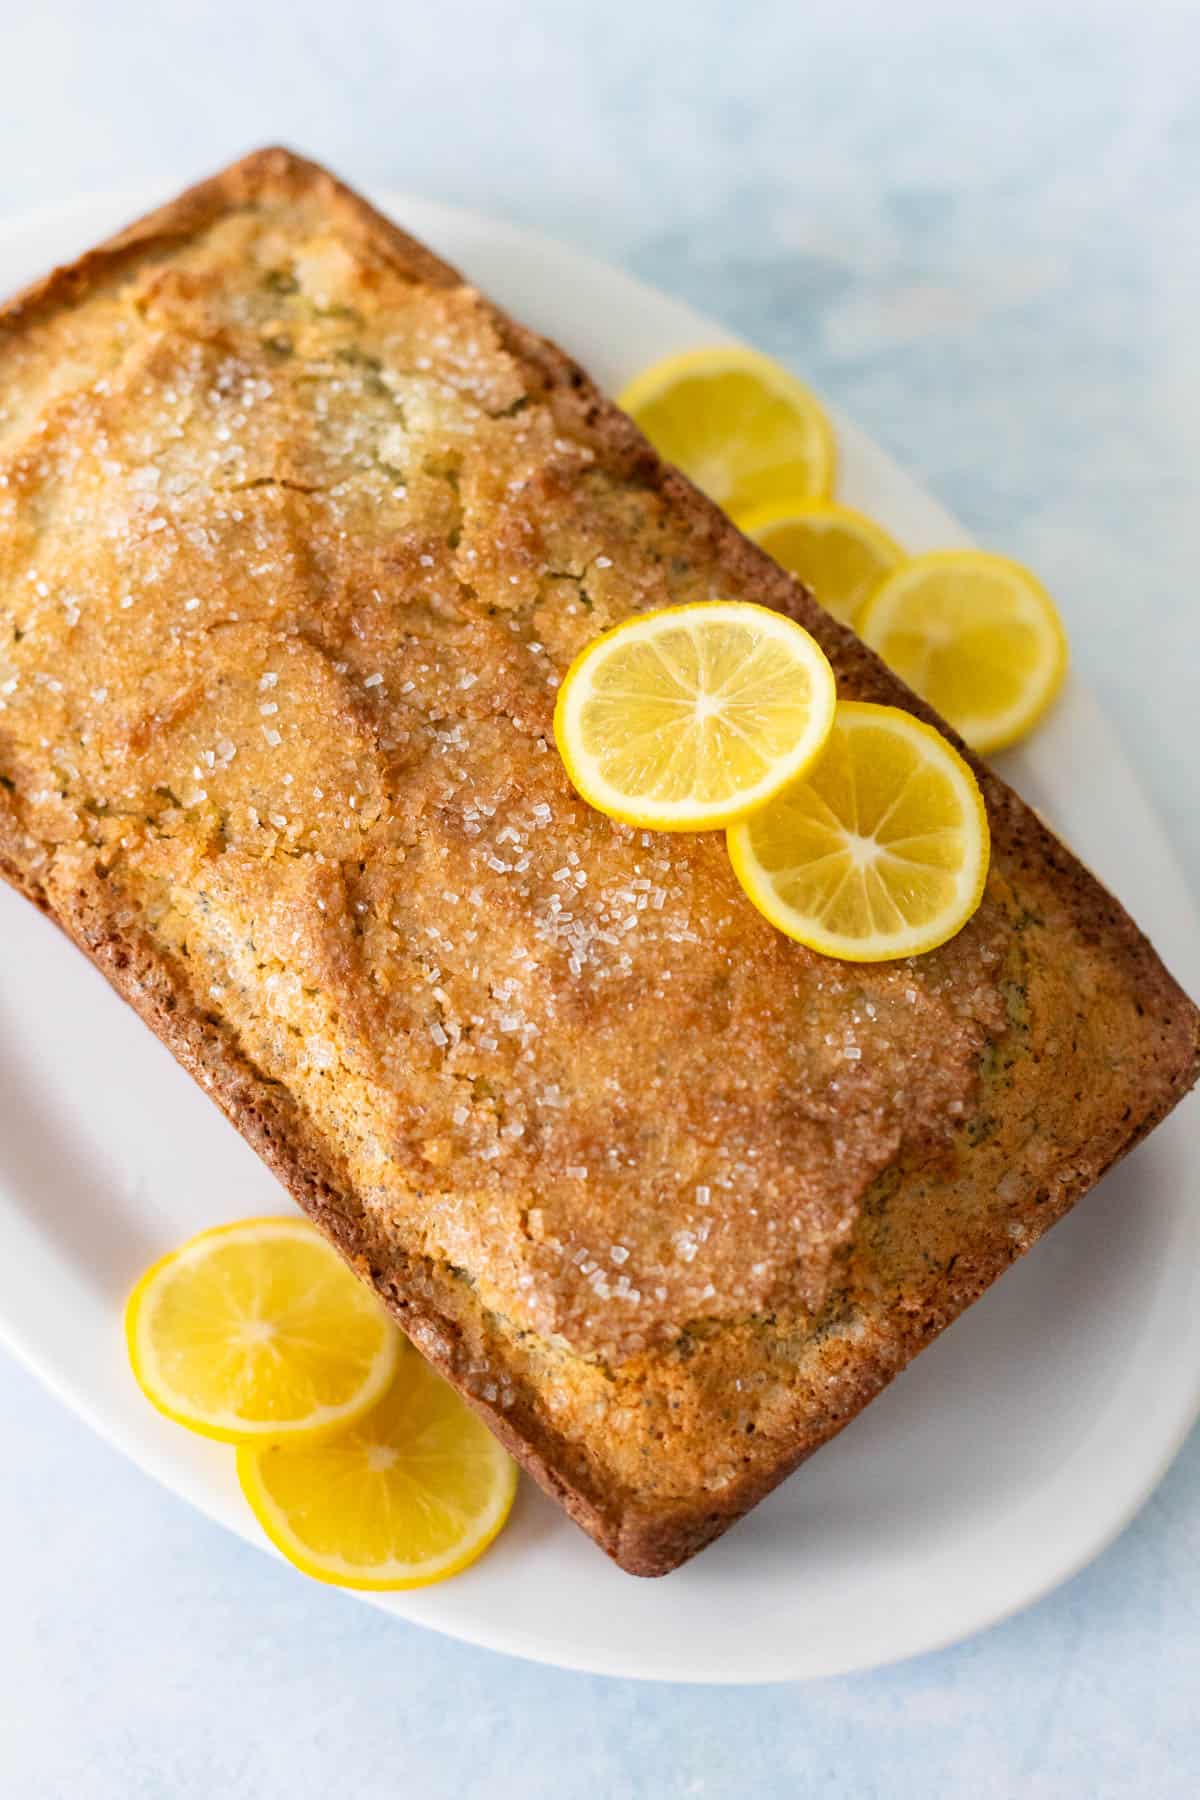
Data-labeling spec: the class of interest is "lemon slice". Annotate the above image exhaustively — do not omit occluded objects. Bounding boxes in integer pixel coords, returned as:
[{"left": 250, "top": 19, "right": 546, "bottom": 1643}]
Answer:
[
  {"left": 740, "top": 499, "right": 905, "bottom": 628},
  {"left": 238, "top": 1346, "right": 518, "bottom": 1589},
  {"left": 727, "top": 701, "right": 990, "bottom": 961},
  {"left": 858, "top": 550, "right": 1068, "bottom": 753},
  {"left": 554, "top": 600, "right": 837, "bottom": 831},
  {"left": 619, "top": 346, "right": 835, "bottom": 517},
  {"left": 125, "top": 1218, "right": 398, "bottom": 1443}
]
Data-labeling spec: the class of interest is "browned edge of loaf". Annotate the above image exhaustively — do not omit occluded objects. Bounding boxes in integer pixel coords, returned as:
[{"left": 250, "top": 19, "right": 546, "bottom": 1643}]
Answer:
[{"left": 2, "top": 146, "right": 1198, "bottom": 1577}]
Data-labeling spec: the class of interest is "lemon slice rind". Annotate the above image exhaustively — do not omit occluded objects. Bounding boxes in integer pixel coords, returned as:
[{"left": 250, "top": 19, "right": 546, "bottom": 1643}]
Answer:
[
  {"left": 554, "top": 600, "right": 838, "bottom": 832},
  {"left": 618, "top": 344, "right": 836, "bottom": 514},
  {"left": 739, "top": 499, "right": 905, "bottom": 628},
  {"left": 858, "top": 550, "right": 1068, "bottom": 754},
  {"left": 237, "top": 1354, "right": 518, "bottom": 1590},
  {"left": 125, "top": 1217, "right": 399, "bottom": 1445},
  {"left": 727, "top": 701, "right": 990, "bottom": 962}
]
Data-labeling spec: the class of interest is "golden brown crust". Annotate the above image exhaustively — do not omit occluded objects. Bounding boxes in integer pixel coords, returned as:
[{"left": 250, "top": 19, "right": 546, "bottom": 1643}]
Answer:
[{"left": 1, "top": 149, "right": 1197, "bottom": 1575}]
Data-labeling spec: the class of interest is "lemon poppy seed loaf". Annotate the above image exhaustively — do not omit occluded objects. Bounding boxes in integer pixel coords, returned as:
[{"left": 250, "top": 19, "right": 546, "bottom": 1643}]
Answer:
[{"left": 0, "top": 150, "right": 1196, "bottom": 1573}]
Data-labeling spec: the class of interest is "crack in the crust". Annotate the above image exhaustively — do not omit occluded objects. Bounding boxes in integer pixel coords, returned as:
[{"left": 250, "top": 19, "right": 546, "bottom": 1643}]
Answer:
[
  {"left": 545, "top": 551, "right": 610, "bottom": 586},
  {"left": 484, "top": 394, "right": 530, "bottom": 422},
  {"left": 300, "top": 365, "right": 524, "bottom": 425},
  {"left": 539, "top": 558, "right": 602, "bottom": 614},
  {"left": 222, "top": 476, "right": 329, "bottom": 495}
]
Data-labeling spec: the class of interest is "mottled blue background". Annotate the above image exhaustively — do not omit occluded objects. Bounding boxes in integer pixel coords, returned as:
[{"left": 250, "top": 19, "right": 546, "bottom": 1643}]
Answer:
[{"left": 1, "top": 2, "right": 1198, "bottom": 1794}]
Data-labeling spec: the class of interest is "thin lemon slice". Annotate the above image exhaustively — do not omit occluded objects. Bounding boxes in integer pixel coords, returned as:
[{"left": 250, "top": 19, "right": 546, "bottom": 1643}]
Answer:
[
  {"left": 238, "top": 1346, "right": 518, "bottom": 1589},
  {"left": 125, "top": 1218, "right": 398, "bottom": 1443},
  {"left": 554, "top": 600, "right": 837, "bottom": 831},
  {"left": 740, "top": 499, "right": 905, "bottom": 629},
  {"left": 619, "top": 345, "right": 835, "bottom": 516},
  {"left": 858, "top": 550, "right": 1068, "bottom": 753},
  {"left": 728, "top": 701, "right": 990, "bottom": 961}
]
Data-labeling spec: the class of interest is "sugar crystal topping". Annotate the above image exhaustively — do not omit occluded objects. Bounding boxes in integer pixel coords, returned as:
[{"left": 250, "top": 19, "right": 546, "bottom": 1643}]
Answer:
[{"left": 0, "top": 189, "right": 1009, "bottom": 1361}]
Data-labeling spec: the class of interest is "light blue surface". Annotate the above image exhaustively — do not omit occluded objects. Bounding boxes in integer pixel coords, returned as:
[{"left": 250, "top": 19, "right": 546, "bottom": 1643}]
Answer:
[{"left": 1, "top": 2, "right": 1198, "bottom": 1793}]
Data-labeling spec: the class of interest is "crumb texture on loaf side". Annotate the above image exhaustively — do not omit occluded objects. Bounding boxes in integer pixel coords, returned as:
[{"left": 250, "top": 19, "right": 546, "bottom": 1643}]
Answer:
[{"left": 1, "top": 150, "right": 1196, "bottom": 1573}]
